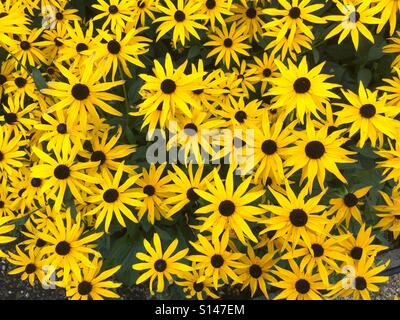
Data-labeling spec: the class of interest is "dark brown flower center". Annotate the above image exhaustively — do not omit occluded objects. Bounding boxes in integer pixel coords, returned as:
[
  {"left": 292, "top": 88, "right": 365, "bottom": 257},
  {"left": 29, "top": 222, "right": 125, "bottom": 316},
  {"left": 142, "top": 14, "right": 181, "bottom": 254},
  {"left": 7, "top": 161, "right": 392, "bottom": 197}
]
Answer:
[
  {"left": 174, "top": 10, "right": 185, "bottom": 22},
  {"left": 154, "top": 259, "right": 167, "bottom": 272},
  {"left": 295, "top": 279, "right": 310, "bottom": 294},
  {"left": 348, "top": 11, "right": 360, "bottom": 23},
  {"left": 289, "top": 7, "right": 301, "bottom": 19},
  {"left": 224, "top": 38, "right": 233, "bottom": 48},
  {"left": 4, "top": 113, "right": 17, "bottom": 124},
  {"left": 56, "top": 123, "right": 67, "bottom": 134},
  {"left": 206, "top": 0, "right": 216, "bottom": 9},
  {"left": 262, "top": 139, "right": 277, "bottom": 155},
  {"left": 219, "top": 200, "right": 235, "bottom": 216},
  {"left": 246, "top": 8, "right": 257, "bottom": 18},
  {"left": 184, "top": 123, "right": 198, "bottom": 136},
  {"left": 263, "top": 68, "right": 272, "bottom": 78},
  {"left": 355, "top": 276, "right": 367, "bottom": 290},
  {"left": 71, "top": 83, "right": 90, "bottom": 100},
  {"left": 143, "top": 184, "right": 156, "bottom": 196},
  {"left": 193, "top": 281, "right": 204, "bottom": 292},
  {"left": 293, "top": 77, "right": 311, "bottom": 93},
  {"left": 289, "top": 209, "right": 308, "bottom": 227},
  {"left": 344, "top": 193, "right": 358, "bottom": 207},
  {"left": 103, "top": 188, "right": 119, "bottom": 203},
  {"left": 305, "top": 141, "right": 325, "bottom": 159},
  {"left": 249, "top": 264, "right": 262, "bottom": 278},
  {"left": 108, "top": 5, "right": 119, "bottom": 14},
  {"left": 161, "top": 79, "right": 176, "bottom": 94},
  {"left": 234, "top": 111, "right": 247, "bottom": 123},
  {"left": 91, "top": 151, "right": 106, "bottom": 165},
  {"left": 30, "top": 178, "right": 42, "bottom": 188},
  {"left": 25, "top": 263, "right": 36, "bottom": 274},
  {"left": 55, "top": 12, "right": 64, "bottom": 20},
  {"left": 53, "top": 164, "right": 70, "bottom": 180},
  {"left": 15, "top": 77, "right": 27, "bottom": 88},
  {"left": 78, "top": 281, "right": 93, "bottom": 295},
  {"left": 55, "top": 241, "right": 71, "bottom": 255},
  {"left": 76, "top": 42, "right": 88, "bottom": 53},
  {"left": 211, "top": 254, "right": 224, "bottom": 268},
  {"left": 0, "top": 74, "right": 6, "bottom": 85},
  {"left": 359, "top": 104, "right": 376, "bottom": 119},
  {"left": 350, "top": 246, "right": 363, "bottom": 260},
  {"left": 311, "top": 243, "right": 324, "bottom": 257},
  {"left": 107, "top": 40, "right": 121, "bottom": 54},
  {"left": 20, "top": 41, "right": 30, "bottom": 50}
]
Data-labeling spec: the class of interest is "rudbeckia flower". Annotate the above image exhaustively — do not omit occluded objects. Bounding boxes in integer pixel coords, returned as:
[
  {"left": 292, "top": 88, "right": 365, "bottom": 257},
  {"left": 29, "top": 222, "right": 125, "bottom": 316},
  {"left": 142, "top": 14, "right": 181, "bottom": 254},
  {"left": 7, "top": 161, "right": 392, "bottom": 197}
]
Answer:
[
  {"left": 86, "top": 163, "right": 145, "bottom": 232},
  {"left": 31, "top": 146, "right": 100, "bottom": 211},
  {"left": 132, "top": 233, "right": 191, "bottom": 294},
  {"left": 335, "top": 82, "right": 400, "bottom": 148},
  {"left": 188, "top": 232, "right": 244, "bottom": 289},
  {"left": 39, "top": 210, "right": 103, "bottom": 284},
  {"left": 7, "top": 245, "right": 45, "bottom": 286},
  {"left": 194, "top": 167, "right": 265, "bottom": 244},
  {"left": 282, "top": 121, "right": 356, "bottom": 192},
  {"left": 268, "top": 57, "right": 340, "bottom": 123},
  {"left": 176, "top": 267, "right": 219, "bottom": 300},
  {"left": 325, "top": 1, "right": 382, "bottom": 50},
  {"left": 272, "top": 259, "right": 325, "bottom": 300},
  {"left": 66, "top": 257, "right": 121, "bottom": 300},
  {"left": 154, "top": 0, "right": 207, "bottom": 47},
  {"left": 92, "top": 0, "right": 134, "bottom": 34},
  {"left": 261, "top": 182, "right": 329, "bottom": 249},
  {"left": 41, "top": 62, "right": 125, "bottom": 126},
  {"left": 375, "top": 190, "right": 400, "bottom": 240},
  {"left": 205, "top": 22, "right": 251, "bottom": 69}
]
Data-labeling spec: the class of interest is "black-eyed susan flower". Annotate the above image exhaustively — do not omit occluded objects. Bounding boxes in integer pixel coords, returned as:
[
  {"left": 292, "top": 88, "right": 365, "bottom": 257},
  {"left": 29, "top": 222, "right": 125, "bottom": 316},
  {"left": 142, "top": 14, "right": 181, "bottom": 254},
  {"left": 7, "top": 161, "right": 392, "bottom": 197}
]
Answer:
[
  {"left": 339, "top": 224, "right": 387, "bottom": 262},
  {"left": 325, "top": 1, "right": 382, "bottom": 50},
  {"left": 188, "top": 232, "right": 244, "bottom": 289},
  {"left": 41, "top": 62, "right": 125, "bottom": 125},
  {"left": 5, "top": 70, "right": 38, "bottom": 103},
  {"left": 328, "top": 254, "right": 389, "bottom": 300},
  {"left": 261, "top": 182, "right": 328, "bottom": 249},
  {"left": 164, "top": 164, "right": 212, "bottom": 217},
  {"left": 282, "top": 122, "right": 356, "bottom": 192},
  {"left": 91, "top": 28, "right": 150, "bottom": 81},
  {"left": 0, "top": 98, "right": 37, "bottom": 135},
  {"left": 154, "top": 0, "right": 207, "bottom": 47},
  {"left": 65, "top": 257, "right": 121, "bottom": 300},
  {"left": 6, "top": 28, "right": 48, "bottom": 68},
  {"left": 205, "top": 22, "right": 251, "bottom": 69},
  {"left": 376, "top": 141, "right": 400, "bottom": 185},
  {"left": 31, "top": 146, "right": 99, "bottom": 211},
  {"left": 39, "top": 210, "right": 103, "bottom": 284},
  {"left": 263, "top": 0, "right": 326, "bottom": 46},
  {"left": 92, "top": 0, "right": 134, "bottom": 34},
  {"left": 272, "top": 259, "right": 325, "bottom": 300},
  {"left": 268, "top": 57, "right": 340, "bottom": 123},
  {"left": 34, "top": 110, "right": 87, "bottom": 156},
  {"left": 176, "top": 267, "right": 219, "bottom": 300},
  {"left": 199, "top": 0, "right": 233, "bottom": 31},
  {"left": 265, "top": 24, "right": 313, "bottom": 61},
  {"left": 133, "top": 53, "right": 203, "bottom": 129},
  {"left": 195, "top": 167, "right": 265, "bottom": 244},
  {"left": 328, "top": 186, "right": 371, "bottom": 227},
  {"left": 236, "top": 246, "right": 276, "bottom": 298},
  {"left": 281, "top": 223, "right": 349, "bottom": 286},
  {"left": 335, "top": 82, "right": 400, "bottom": 148},
  {"left": 0, "top": 126, "right": 26, "bottom": 177},
  {"left": 133, "top": 164, "right": 172, "bottom": 224},
  {"left": 7, "top": 246, "right": 44, "bottom": 286},
  {"left": 249, "top": 52, "right": 279, "bottom": 94},
  {"left": 0, "top": 216, "right": 15, "bottom": 257},
  {"left": 79, "top": 126, "right": 136, "bottom": 175},
  {"left": 379, "top": 67, "right": 400, "bottom": 106},
  {"left": 125, "top": 0, "right": 158, "bottom": 28},
  {"left": 86, "top": 163, "right": 145, "bottom": 232},
  {"left": 375, "top": 190, "right": 400, "bottom": 240},
  {"left": 132, "top": 233, "right": 191, "bottom": 295}
]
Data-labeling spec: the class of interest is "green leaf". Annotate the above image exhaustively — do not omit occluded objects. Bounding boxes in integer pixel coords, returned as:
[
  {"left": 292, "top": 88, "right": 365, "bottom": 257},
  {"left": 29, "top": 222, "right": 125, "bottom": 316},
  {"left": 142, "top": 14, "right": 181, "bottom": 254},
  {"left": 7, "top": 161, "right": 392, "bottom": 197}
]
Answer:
[
  {"left": 31, "top": 68, "right": 48, "bottom": 90},
  {"left": 357, "top": 68, "right": 372, "bottom": 87}
]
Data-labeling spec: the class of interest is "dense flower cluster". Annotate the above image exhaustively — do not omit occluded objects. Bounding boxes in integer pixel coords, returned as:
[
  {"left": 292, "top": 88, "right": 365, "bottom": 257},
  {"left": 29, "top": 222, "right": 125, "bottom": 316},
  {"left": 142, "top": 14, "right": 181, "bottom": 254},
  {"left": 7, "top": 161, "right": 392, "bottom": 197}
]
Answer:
[{"left": 1, "top": 0, "right": 400, "bottom": 300}]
